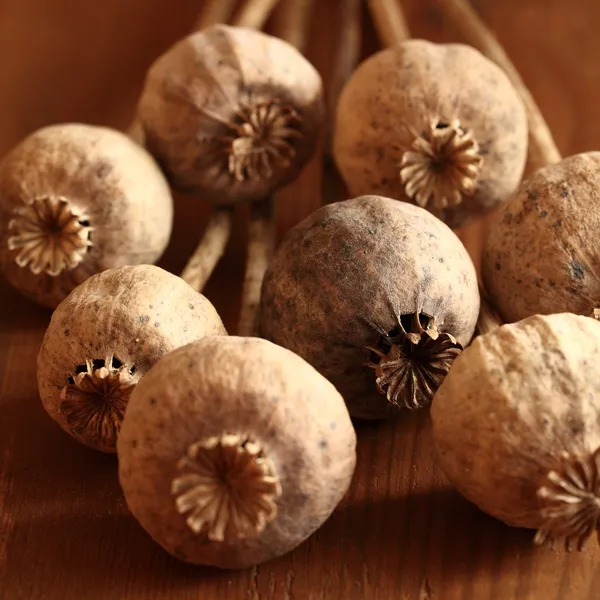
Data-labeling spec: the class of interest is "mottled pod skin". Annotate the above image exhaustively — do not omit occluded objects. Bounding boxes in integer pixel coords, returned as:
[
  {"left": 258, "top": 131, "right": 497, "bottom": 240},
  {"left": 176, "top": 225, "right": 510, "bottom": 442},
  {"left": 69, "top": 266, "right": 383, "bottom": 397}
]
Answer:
[
  {"left": 0, "top": 123, "right": 173, "bottom": 309},
  {"left": 258, "top": 195, "right": 480, "bottom": 419},
  {"left": 137, "top": 24, "right": 324, "bottom": 205},
  {"left": 333, "top": 40, "right": 528, "bottom": 229},
  {"left": 117, "top": 336, "right": 356, "bottom": 569},
  {"left": 37, "top": 265, "right": 226, "bottom": 453},
  {"left": 483, "top": 152, "right": 600, "bottom": 323},
  {"left": 431, "top": 314, "right": 600, "bottom": 551}
]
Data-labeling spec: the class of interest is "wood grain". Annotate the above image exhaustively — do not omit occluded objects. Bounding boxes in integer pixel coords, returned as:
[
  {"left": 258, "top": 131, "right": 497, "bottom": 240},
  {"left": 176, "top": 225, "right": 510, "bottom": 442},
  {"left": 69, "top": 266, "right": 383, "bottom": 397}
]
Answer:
[{"left": 1, "top": 0, "right": 600, "bottom": 598}]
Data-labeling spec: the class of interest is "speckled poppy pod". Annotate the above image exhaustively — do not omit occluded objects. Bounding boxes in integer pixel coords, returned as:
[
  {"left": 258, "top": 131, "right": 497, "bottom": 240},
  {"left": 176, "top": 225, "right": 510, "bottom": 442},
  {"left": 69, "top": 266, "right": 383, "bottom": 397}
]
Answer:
[
  {"left": 117, "top": 336, "right": 356, "bottom": 568},
  {"left": 37, "top": 264, "right": 226, "bottom": 452},
  {"left": 333, "top": 39, "right": 528, "bottom": 229},
  {"left": 0, "top": 123, "right": 173, "bottom": 308},
  {"left": 258, "top": 194, "right": 480, "bottom": 419}
]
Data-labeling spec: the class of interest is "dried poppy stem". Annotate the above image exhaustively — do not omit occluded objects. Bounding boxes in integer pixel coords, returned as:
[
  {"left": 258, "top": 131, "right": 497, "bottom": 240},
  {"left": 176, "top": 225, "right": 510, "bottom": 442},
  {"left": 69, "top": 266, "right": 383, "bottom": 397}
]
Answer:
[
  {"left": 367, "top": 0, "right": 410, "bottom": 48},
  {"left": 326, "top": 0, "right": 362, "bottom": 153},
  {"left": 176, "top": 205, "right": 234, "bottom": 292},
  {"left": 193, "top": 0, "right": 238, "bottom": 30},
  {"left": 271, "top": 0, "right": 315, "bottom": 53},
  {"left": 234, "top": 0, "right": 283, "bottom": 29},
  {"left": 476, "top": 292, "right": 504, "bottom": 336},
  {"left": 439, "top": 0, "right": 562, "bottom": 172},
  {"left": 236, "top": 0, "right": 315, "bottom": 335},
  {"left": 180, "top": 207, "right": 234, "bottom": 290},
  {"left": 238, "top": 198, "right": 275, "bottom": 336}
]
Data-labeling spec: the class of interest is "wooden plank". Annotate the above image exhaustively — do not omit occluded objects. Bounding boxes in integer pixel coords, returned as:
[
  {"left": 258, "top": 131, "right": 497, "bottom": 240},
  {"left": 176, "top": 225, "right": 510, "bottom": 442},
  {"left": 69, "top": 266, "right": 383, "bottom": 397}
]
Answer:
[{"left": 1, "top": 0, "right": 600, "bottom": 598}]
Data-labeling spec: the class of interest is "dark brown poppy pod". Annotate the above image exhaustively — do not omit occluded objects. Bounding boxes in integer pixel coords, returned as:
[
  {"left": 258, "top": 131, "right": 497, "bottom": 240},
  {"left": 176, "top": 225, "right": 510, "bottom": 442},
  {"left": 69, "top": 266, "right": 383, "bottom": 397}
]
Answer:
[
  {"left": 333, "top": 39, "right": 528, "bottom": 229},
  {"left": 37, "top": 264, "right": 226, "bottom": 453},
  {"left": 431, "top": 313, "right": 600, "bottom": 552},
  {"left": 117, "top": 336, "right": 356, "bottom": 569},
  {"left": 136, "top": 24, "right": 324, "bottom": 205},
  {"left": 0, "top": 123, "right": 173, "bottom": 309},
  {"left": 258, "top": 195, "right": 480, "bottom": 419},
  {"left": 483, "top": 152, "right": 600, "bottom": 323}
]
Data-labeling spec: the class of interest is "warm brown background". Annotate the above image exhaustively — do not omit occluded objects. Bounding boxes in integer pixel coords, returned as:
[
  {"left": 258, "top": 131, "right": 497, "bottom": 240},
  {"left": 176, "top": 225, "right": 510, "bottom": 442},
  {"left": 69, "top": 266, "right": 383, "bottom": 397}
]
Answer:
[{"left": 1, "top": 1, "right": 599, "bottom": 598}]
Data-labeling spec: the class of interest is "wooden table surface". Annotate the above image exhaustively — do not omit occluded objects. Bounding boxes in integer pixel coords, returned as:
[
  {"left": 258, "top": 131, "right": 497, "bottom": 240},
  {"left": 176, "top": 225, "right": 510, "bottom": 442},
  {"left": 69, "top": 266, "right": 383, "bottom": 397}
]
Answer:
[{"left": 1, "top": 1, "right": 600, "bottom": 598}]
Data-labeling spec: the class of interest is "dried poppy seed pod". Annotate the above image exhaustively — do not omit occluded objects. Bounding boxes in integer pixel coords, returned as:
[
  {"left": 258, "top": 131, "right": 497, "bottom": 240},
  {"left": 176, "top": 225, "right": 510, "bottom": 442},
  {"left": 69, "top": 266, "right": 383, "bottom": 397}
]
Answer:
[
  {"left": 431, "top": 313, "right": 600, "bottom": 551},
  {"left": 258, "top": 195, "right": 480, "bottom": 419},
  {"left": 37, "top": 264, "right": 226, "bottom": 453},
  {"left": 117, "top": 336, "right": 356, "bottom": 569},
  {"left": 137, "top": 24, "right": 324, "bottom": 205},
  {"left": 483, "top": 152, "right": 600, "bottom": 323},
  {"left": 0, "top": 123, "right": 173, "bottom": 308},
  {"left": 333, "top": 39, "right": 528, "bottom": 229}
]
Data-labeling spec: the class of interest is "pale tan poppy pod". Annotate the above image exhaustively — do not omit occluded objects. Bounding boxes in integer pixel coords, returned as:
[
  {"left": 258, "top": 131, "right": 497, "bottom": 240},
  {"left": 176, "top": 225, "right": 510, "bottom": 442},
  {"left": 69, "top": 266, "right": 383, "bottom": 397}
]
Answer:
[
  {"left": 136, "top": 24, "right": 324, "bottom": 205},
  {"left": 431, "top": 313, "right": 600, "bottom": 551},
  {"left": 333, "top": 39, "right": 528, "bottom": 229},
  {"left": 117, "top": 336, "right": 356, "bottom": 569},
  {"left": 37, "top": 264, "right": 226, "bottom": 453},
  {"left": 0, "top": 123, "right": 173, "bottom": 309},
  {"left": 483, "top": 152, "right": 600, "bottom": 323}
]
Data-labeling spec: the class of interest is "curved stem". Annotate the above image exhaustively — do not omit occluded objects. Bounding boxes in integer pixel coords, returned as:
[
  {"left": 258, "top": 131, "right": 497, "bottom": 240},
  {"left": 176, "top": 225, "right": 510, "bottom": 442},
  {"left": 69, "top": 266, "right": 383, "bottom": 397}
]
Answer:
[
  {"left": 180, "top": 207, "right": 233, "bottom": 292},
  {"left": 271, "top": 0, "right": 315, "bottom": 53},
  {"left": 367, "top": 0, "right": 410, "bottom": 47},
  {"left": 439, "top": 0, "right": 562, "bottom": 172},
  {"left": 126, "top": 119, "right": 145, "bottom": 144},
  {"left": 326, "top": 0, "right": 362, "bottom": 154},
  {"left": 238, "top": 197, "right": 275, "bottom": 336},
  {"left": 193, "top": 0, "right": 238, "bottom": 31},
  {"left": 234, "top": 1, "right": 314, "bottom": 334},
  {"left": 233, "top": 0, "right": 283, "bottom": 29},
  {"left": 476, "top": 289, "right": 503, "bottom": 336}
]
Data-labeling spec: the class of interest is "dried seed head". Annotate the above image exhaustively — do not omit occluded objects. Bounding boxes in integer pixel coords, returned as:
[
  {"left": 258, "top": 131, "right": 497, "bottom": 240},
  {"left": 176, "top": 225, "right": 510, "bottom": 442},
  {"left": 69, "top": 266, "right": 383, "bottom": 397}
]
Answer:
[
  {"left": 366, "top": 312, "right": 462, "bottom": 409},
  {"left": 222, "top": 101, "right": 303, "bottom": 182},
  {"left": 258, "top": 195, "right": 480, "bottom": 420},
  {"left": 333, "top": 39, "right": 528, "bottom": 229},
  {"left": 7, "top": 196, "right": 93, "bottom": 276},
  {"left": 535, "top": 449, "right": 600, "bottom": 552},
  {"left": 482, "top": 153, "right": 600, "bottom": 323},
  {"left": 116, "top": 336, "right": 356, "bottom": 569},
  {"left": 137, "top": 25, "right": 324, "bottom": 205},
  {"left": 0, "top": 123, "right": 173, "bottom": 309},
  {"left": 37, "top": 264, "right": 227, "bottom": 453},
  {"left": 400, "top": 119, "right": 483, "bottom": 210},
  {"left": 59, "top": 355, "right": 138, "bottom": 451},
  {"left": 172, "top": 434, "right": 281, "bottom": 543},
  {"left": 431, "top": 313, "right": 600, "bottom": 551}
]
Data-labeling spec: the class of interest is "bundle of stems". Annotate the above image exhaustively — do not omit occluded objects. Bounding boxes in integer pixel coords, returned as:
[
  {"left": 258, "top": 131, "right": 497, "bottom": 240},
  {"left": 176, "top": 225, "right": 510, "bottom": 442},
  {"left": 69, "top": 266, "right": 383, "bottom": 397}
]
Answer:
[{"left": 129, "top": 0, "right": 562, "bottom": 338}]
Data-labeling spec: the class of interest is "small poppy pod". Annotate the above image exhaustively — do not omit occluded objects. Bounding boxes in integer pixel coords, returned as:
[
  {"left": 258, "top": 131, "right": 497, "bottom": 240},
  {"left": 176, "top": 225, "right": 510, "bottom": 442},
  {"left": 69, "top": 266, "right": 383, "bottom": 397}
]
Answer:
[
  {"left": 136, "top": 24, "right": 325, "bottom": 205},
  {"left": 37, "top": 264, "right": 226, "bottom": 453},
  {"left": 333, "top": 39, "right": 528, "bottom": 229},
  {"left": 0, "top": 123, "right": 173, "bottom": 308},
  {"left": 432, "top": 313, "right": 600, "bottom": 552}
]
